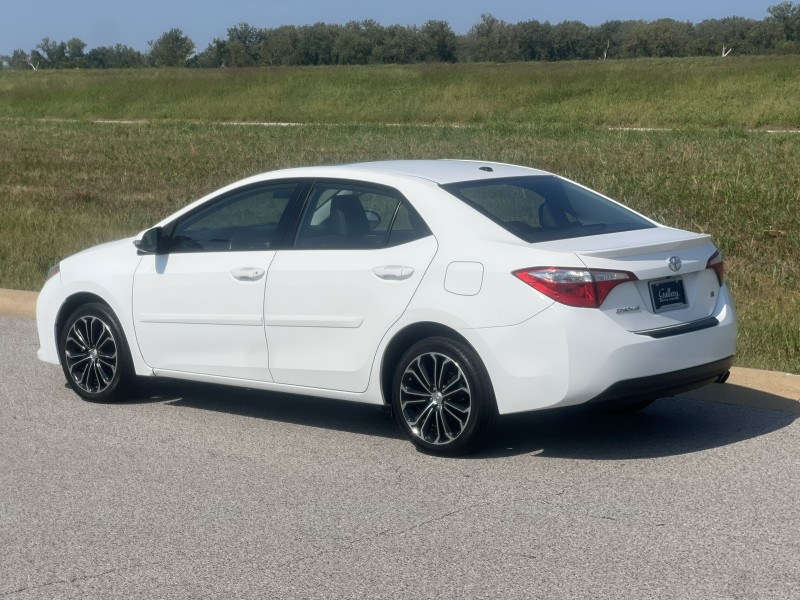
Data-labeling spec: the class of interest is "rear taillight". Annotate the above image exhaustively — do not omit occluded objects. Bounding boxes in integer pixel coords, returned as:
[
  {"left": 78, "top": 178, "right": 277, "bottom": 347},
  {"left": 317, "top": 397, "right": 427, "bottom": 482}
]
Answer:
[
  {"left": 513, "top": 267, "right": 637, "bottom": 308},
  {"left": 706, "top": 250, "right": 724, "bottom": 285}
]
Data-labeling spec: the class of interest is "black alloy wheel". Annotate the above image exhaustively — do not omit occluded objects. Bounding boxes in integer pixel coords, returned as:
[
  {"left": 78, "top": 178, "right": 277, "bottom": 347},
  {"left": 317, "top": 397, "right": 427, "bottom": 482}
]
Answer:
[
  {"left": 59, "top": 302, "right": 135, "bottom": 402},
  {"left": 392, "top": 336, "right": 497, "bottom": 456}
]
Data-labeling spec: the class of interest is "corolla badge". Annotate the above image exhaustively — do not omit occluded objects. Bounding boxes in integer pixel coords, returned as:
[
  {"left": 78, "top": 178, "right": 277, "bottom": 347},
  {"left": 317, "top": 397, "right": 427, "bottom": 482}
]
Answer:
[{"left": 668, "top": 256, "right": 682, "bottom": 272}]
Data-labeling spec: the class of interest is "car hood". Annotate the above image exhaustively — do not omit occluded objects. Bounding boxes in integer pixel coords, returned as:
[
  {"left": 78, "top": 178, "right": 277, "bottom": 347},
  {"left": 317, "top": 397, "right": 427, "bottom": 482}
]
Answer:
[
  {"left": 60, "top": 236, "right": 142, "bottom": 284},
  {"left": 69, "top": 236, "right": 138, "bottom": 260}
]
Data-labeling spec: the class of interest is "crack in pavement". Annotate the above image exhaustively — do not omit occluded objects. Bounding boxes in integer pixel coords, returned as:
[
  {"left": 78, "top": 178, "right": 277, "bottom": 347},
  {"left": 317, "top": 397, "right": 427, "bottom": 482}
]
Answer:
[
  {"left": 1, "top": 567, "right": 122, "bottom": 597},
  {"left": 272, "top": 500, "right": 496, "bottom": 571}
]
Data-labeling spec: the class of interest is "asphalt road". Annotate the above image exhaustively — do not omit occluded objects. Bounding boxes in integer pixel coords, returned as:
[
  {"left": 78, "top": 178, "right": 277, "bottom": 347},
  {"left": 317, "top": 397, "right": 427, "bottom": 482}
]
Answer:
[{"left": 1, "top": 314, "right": 799, "bottom": 599}]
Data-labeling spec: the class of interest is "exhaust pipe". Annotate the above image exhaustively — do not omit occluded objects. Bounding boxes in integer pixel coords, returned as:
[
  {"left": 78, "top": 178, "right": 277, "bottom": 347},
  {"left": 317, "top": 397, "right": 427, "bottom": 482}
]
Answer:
[{"left": 715, "top": 371, "right": 730, "bottom": 384}]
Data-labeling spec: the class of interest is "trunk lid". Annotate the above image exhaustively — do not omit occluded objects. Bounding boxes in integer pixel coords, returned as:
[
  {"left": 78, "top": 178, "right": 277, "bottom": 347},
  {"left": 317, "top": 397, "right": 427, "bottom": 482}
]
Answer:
[{"left": 537, "top": 227, "right": 721, "bottom": 332}]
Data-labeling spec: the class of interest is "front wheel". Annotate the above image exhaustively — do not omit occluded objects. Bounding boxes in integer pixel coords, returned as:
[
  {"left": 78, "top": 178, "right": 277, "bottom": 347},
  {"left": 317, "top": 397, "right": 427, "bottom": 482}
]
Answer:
[
  {"left": 58, "top": 303, "right": 135, "bottom": 402},
  {"left": 392, "top": 337, "right": 497, "bottom": 456}
]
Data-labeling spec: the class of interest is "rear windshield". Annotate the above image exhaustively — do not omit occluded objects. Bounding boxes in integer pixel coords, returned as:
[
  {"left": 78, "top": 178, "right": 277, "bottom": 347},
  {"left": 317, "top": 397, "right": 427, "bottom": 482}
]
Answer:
[{"left": 441, "top": 176, "right": 656, "bottom": 243}]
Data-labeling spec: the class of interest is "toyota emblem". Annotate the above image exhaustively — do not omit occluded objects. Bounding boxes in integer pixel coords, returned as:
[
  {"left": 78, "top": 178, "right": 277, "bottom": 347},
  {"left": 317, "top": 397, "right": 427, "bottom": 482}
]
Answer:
[{"left": 668, "top": 256, "right": 682, "bottom": 272}]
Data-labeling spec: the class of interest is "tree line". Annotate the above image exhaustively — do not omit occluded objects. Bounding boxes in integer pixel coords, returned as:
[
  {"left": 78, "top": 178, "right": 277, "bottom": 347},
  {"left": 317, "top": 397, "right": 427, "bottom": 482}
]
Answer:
[{"left": 4, "top": 2, "right": 800, "bottom": 70}]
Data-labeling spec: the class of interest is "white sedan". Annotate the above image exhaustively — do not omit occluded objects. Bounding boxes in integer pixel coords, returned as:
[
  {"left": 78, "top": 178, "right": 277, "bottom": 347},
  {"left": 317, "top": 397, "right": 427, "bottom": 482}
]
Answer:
[{"left": 37, "top": 160, "right": 737, "bottom": 455}]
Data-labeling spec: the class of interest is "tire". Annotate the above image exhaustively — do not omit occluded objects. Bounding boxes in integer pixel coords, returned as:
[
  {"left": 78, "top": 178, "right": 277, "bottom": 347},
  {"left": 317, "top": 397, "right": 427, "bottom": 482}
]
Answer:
[
  {"left": 58, "top": 302, "right": 135, "bottom": 402},
  {"left": 391, "top": 336, "right": 497, "bottom": 456}
]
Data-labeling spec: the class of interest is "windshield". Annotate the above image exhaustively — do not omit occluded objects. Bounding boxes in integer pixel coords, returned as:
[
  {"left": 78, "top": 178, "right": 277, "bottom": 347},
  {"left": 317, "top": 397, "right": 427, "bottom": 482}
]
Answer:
[{"left": 441, "top": 176, "right": 656, "bottom": 243}]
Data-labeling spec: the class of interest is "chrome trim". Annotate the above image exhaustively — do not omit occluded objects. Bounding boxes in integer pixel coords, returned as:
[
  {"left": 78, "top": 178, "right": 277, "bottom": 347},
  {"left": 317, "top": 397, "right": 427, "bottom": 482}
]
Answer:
[
  {"left": 634, "top": 316, "right": 719, "bottom": 339},
  {"left": 616, "top": 305, "right": 641, "bottom": 314}
]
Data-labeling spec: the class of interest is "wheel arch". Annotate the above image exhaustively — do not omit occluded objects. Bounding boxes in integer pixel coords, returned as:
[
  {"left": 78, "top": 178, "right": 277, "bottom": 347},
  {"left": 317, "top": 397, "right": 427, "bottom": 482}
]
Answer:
[
  {"left": 55, "top": 292, "right": 113, "bottom": 357},
  {"left": 56, "top": 293, "right": 138, "bottom": 402},
  {"left": 379, "top": 321, "right": 478, "bottom": 406}
]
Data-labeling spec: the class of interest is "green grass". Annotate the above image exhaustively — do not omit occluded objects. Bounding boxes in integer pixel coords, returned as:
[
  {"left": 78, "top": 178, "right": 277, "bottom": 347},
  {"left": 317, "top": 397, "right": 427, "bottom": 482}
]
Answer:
[
  {"left": 1, "top": 56, "right": 799, "bottom": 128},
  {"left": 0, "top": 58, "right": 798, "bottom": 373}
]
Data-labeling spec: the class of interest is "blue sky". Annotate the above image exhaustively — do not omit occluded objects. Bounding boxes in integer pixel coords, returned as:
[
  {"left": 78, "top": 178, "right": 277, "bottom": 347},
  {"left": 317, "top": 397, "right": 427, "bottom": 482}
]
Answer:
[{"left": 1, "top": 0, "right": 774, "bottom": 55}]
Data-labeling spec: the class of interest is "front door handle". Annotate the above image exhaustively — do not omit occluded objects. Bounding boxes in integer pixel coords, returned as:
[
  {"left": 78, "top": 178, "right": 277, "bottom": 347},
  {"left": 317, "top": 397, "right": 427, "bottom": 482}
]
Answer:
[
  {"left": 373, "top": 265, "right": 414, "bottom": 281},
  {"left": 231, "top": 267, "right": 265, "bottom": 281}
]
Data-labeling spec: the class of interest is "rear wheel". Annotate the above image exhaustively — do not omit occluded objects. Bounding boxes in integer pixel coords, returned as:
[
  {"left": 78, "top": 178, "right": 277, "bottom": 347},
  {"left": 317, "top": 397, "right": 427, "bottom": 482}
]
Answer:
[
  {"left": 392, "top": 337, "right": 497, "bottom": 456},
  {"left": 59, "top": 303, "right": 135, "bottom": 402}
]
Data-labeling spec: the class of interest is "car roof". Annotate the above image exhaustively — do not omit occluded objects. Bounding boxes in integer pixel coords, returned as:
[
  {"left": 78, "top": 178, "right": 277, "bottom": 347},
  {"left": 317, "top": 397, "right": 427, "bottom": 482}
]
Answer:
[
  {"left": 253, "top": 160, "right": 552, "bottom": 187},
  {"left": 335, "top": 160, "right": 551, "bottom": 185}
]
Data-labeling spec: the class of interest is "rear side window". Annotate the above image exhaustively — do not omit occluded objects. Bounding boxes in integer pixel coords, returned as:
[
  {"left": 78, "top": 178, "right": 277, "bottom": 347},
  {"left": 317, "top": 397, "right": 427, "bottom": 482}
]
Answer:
[
  {"left": 294, "top": 182, "right": 431, "bottom": 249},
  {"left": 441, "top": 176, "right": 655, "bottom": 242}
]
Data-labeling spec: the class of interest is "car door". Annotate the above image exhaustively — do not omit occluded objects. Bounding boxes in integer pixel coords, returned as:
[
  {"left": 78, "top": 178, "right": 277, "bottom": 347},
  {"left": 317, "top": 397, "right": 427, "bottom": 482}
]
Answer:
[
  {"left": 132, "top": 180, "right": 304, "bottom": 381},
  {"left": 264, "top": 180, "right": 438, "bottom": 393}
]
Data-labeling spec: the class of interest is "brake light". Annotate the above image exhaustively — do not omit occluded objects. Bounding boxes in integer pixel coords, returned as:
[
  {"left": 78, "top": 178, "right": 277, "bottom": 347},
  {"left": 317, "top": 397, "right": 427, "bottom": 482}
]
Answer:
[
  {"left": 706, "top": 250, "right": 724, "bottom": 285},
  {"left": 513, "top": 267, "right": 637, "bottom": 308}
]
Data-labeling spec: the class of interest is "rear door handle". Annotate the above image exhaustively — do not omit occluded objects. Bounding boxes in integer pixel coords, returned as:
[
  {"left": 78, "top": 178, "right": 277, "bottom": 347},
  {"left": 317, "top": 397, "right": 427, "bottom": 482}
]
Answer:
[
  {"left": 373, "top": 265, "right": 414, "bottom": 281},
  {"left": 231, "top": 267, "right": 265, "bottom": 281}
]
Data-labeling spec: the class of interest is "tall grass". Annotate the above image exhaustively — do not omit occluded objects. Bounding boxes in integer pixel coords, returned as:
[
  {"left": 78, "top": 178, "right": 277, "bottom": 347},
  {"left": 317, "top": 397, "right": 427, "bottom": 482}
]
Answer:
[
  {"left": 1, "top": 56, "right": 799, "bottom": 128},
  {"left": 0, "top": 58, "right": 798, "bottom": 372}
]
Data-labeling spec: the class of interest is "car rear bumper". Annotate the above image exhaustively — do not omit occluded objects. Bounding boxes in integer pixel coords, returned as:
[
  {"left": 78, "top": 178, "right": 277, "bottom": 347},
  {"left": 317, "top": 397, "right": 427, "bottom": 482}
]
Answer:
[
  {"left": 462, "top": 284, "right": 737, "bottom": 414},
  {"left": 586, "top": 355, "right": 734, "bottom": 406}
]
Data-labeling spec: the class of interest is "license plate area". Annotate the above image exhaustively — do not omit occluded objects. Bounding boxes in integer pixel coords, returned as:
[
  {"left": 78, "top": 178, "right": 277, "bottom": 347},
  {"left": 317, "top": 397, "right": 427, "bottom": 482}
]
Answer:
[{"left": 649, "top": 277, "right": 687, "bottom": 313}]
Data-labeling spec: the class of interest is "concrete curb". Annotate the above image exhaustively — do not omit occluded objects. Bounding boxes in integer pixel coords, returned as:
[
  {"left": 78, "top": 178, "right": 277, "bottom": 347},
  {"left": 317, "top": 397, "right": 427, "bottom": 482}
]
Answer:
[
  {"left": 686, "top": 369, "right": 800, "bottom": 415},
  {"left": 0, "top": 289, "right": 37, "bottom": 319},
  {"left": 1, "top": 287, "right": 798, "bottom": 410}
]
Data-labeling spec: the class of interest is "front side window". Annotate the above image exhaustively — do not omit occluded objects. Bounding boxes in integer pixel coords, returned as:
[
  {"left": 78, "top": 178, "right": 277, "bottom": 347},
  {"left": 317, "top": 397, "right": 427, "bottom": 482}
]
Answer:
[
  {"left": 168, "top": 182, "right": 301, "bottom": 252},
  {"left": 294, "top": 183, "right": 430, "bottom": 250},
  {"left": 442, "top": 176, "right": 656, "bottom": 243}
]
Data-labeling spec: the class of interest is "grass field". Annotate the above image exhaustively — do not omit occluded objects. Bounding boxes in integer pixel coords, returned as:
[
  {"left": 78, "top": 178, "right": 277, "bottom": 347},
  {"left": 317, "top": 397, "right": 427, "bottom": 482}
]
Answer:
[
  {"left": 0, "top": 57, "right": 798, "bottom": 372},
  {"left": 1, "top": 56, "right": 799, "bottom": 128}
]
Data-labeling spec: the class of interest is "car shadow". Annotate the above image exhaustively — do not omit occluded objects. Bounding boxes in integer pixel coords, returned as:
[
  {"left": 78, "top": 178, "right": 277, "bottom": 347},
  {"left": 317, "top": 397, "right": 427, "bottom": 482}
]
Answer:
[
  {"left": 128, "top": 380, "right": 796, "bottom": 460},
  {"left": 132, "top": 379, "right": 405, "bottom": 440},
  {"left": 480, "top": 384, "right": 797, "bottom": 460}
]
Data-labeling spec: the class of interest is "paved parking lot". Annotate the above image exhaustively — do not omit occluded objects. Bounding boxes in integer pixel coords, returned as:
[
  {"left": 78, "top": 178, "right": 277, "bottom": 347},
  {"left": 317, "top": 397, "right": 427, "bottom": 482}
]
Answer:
[{"left": 1, "top": 315, "right": 798, "bottom": 599}]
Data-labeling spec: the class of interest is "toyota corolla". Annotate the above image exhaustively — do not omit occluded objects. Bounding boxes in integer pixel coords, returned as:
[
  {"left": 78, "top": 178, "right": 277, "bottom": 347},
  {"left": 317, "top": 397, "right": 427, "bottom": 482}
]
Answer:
[{"left": 37, "top": 160, "right": 737, "bottom": 455}]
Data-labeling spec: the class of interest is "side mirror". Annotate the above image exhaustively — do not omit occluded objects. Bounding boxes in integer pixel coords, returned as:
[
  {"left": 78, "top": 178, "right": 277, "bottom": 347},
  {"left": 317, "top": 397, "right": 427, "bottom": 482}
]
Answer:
[{"left": 133, "top": 227, "right": 164, "bottom": 254}]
